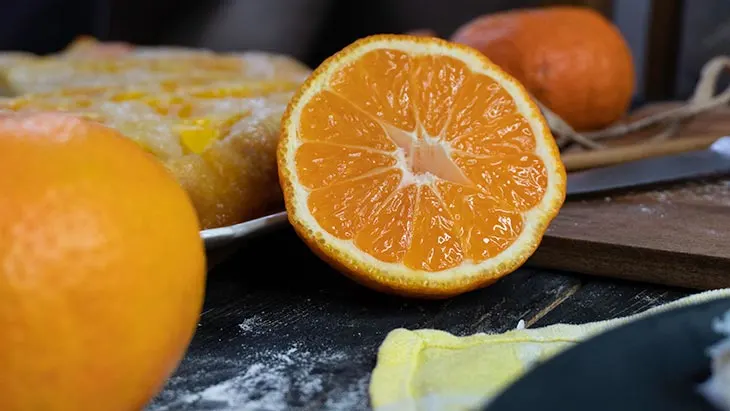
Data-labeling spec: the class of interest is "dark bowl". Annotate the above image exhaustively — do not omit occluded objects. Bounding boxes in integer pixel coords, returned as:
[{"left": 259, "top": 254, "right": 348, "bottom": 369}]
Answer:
[{"left": 485, "top": 297, "right": 730, "bottom": 411}]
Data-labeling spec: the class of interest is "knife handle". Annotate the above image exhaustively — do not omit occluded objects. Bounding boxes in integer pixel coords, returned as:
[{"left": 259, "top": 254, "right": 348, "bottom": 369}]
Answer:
[{"left": 561, "top": 135, "right": 721, "bottom": 171}]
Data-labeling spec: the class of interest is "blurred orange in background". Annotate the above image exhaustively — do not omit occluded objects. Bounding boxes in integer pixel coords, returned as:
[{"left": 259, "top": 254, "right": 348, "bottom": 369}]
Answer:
[{"left": 450, "top": 6, "right": 635, "bottom": 131}]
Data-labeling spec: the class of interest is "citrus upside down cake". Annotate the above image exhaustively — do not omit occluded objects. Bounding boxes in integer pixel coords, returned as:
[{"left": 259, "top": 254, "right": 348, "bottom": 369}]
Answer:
[{"left": 0, "top": 37, "right": 312, "bottom": 229}]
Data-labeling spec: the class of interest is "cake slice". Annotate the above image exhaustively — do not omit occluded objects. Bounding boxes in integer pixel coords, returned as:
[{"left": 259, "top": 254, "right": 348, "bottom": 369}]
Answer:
[
  {"left": 0, "top": 81, "right": 303, "bottom": 229},
  {"left": 0, "top": 37, "right": 312, "bottom": 229},
  {"left": 2, "top": 50, "right": 310, "bottom": 95}
]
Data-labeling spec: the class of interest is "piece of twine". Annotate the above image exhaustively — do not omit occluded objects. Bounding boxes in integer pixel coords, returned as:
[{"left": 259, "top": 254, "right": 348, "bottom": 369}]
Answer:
[{"left": 537, "top": 56, "right": 730, "bottom": 150}]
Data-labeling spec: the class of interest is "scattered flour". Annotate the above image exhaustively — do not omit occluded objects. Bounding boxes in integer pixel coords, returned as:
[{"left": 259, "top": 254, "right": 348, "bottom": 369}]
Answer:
[
  {"left": 151, "top": 345, "right": 367, "bottom": 411},
  {"left": 237, "top": 316, "right": 261, "bottom": 333},
  {"left": 638, "top": 204, "right": 653, "bottom": 214},
  {"left": 647, "top": 179, "right": 730, "bottom": 206},
  {"left": 324, "top": 376, "right": 370, "bottom": 410}
]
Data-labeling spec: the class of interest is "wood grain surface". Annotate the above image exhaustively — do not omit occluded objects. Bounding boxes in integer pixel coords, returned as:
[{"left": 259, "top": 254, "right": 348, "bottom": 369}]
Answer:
[{"left": 529, "top": 102, "right": 730, "bottom": 290}]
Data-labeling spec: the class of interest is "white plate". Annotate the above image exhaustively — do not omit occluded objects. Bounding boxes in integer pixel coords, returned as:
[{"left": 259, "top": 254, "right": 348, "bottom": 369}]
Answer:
[{"left": 200, "top": 211, "right": 289, "bottom": 249}]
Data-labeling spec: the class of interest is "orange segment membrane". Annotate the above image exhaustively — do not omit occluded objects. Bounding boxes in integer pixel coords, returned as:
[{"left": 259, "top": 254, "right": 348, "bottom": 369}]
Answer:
[
  {"left": 308, "top": 169, "right": 402, "bottom": 239},
  {"left": 299, "top": 90, "right": 396, "bottom": 151},
  {"left": 450, "top": 113, "right": 536, "bottom": 156},
  {"left": 445, "top": 73, "right": 517, "bottom": 143},
  {"left": 403, "top": 186, "right": 463, "bottom": 271},
  {"left": 410, "top": 55, "right": 469, "bottom": 137},
  {"left": 354, "top": 184, "right": 418, "bottom": 263},
  {"left": 298, "top": 48, "right": 549, "bottom": 271},
  {"left": 452, "top": 152, "right": 548, "bottom": 211},
  {"left": 436, "top": 181, "right": 523, "bottom": 261},
  {"left": 329, "top": 49, "right": 417, "bottom": 132},
  {"left": 295, "top": 142, "right": 397, "bottom": 189}
]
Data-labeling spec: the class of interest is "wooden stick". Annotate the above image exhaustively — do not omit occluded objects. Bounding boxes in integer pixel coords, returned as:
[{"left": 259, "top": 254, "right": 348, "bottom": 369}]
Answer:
[{"left": 560, "top": 134, "right": 722, "bottom": 171}]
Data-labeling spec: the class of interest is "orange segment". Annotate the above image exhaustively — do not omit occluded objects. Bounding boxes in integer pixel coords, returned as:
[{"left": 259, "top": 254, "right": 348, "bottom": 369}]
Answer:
[
  {"left": 354, "top": 184, "right": 418, "bottom": 263},
  {"left": 452, "top": 152, "right": 547, "bottom": 211},
  {"left": 403, "top": 186, "right": 463, "bottom": 271},
  {"left": 278, "top": 34, "right": 566, "bottom": 298},
  {"left": 435, "top": 181, "right": 523, "bottom": 262},
  {"left": 294, "top": 142, "right": 397, "bottom": 189},
  {"left": 450, "top": 113, "right": 536, "bottom": 156},
  {"left": 410, "top": 55, "right": 469, "bottom": 137},
  {"left": 445, "top": 73, "right": 516, "bottom": 143},
  {"left": 308, "top": 169, "right": 402, "bottom": 239},
  {"left": 300, "top": 90, "right": 396, "bottom": 151},
  {"left": 330, "top": 50, "right": 417, "bottom": 132}
]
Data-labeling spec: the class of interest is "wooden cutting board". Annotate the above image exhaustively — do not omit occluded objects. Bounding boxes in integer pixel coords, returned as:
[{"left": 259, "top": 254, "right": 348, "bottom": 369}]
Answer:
[{"left": 528, "top": 102, "right": 730, "bottom": 290}]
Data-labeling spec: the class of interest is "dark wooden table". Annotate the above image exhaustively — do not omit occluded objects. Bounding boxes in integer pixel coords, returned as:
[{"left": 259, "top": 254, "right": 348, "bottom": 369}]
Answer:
[{"left": 146, "top": 225, "right": 692, "bottom": 411}]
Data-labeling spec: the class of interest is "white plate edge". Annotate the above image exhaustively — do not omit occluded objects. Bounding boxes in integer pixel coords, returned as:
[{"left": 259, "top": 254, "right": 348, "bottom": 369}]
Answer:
[{"left": 200, "top": 211, "right": 289, "bottom": 249}]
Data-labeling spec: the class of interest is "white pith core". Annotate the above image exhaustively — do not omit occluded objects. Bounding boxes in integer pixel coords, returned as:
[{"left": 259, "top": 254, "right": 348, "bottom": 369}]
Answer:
[{"left": 387, "top": 124, "right": 470, "bottom": 190}]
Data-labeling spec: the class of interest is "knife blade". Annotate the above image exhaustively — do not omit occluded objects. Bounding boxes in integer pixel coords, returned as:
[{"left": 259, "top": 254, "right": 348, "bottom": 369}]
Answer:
[{"left": 566, "top": 136, "right": 730, "bottom": 197}]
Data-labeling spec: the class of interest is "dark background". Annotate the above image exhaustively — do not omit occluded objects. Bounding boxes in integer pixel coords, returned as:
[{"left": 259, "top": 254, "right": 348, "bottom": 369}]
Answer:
[{"left": 0, "top": 0, "right": 726, "bottom": 104}]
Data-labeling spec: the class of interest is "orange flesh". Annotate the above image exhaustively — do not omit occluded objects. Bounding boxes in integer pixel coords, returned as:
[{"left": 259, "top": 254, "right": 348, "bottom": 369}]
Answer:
[{"left": 296, "top": 49, "right": 547, "bottom": 271}]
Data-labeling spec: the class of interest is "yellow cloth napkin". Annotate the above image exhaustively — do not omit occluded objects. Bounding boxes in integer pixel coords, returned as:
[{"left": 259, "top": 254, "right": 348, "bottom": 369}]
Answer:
[{"left": 370, "top": 288, "right": 730, "bottom": 411}]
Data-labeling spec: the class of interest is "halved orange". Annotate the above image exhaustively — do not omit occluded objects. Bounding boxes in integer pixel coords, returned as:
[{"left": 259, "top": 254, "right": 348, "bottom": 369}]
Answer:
[{"left": 277, "top": 34, "right": 566, "bottom": 298}]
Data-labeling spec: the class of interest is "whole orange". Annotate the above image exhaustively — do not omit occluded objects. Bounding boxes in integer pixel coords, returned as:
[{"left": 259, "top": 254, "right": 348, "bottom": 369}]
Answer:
[
  {"left": 451, "top": 6, "right": 635, "bottom": 131},
  {"left": 0, "top": 112, "right": 206, "bottom": 411}
]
